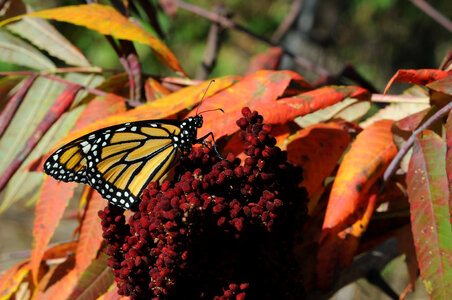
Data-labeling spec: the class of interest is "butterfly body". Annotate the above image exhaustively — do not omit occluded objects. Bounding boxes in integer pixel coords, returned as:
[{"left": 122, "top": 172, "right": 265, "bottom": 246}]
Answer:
[{"left": 44, "top": 115, "right": 205, "bottom": 209}]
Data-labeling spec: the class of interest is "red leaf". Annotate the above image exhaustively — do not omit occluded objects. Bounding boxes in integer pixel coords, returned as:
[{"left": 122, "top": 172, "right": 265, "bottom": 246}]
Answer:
[
  {"left": 384, "top": 69, "right": 450, "bottom": 94},
  {"left": 245, "top": 47, "right": 283, "bottom": 75},
  {"left": 194, "top": 70, "right": 307, "bottom": 139},
  {"left": 286, "top": 123, "right": 351, "bottom": 197},
  {"left": 406, "top": 130, "right": 452, "bottom": 298},
  {"left": 0, "top": 86, "right": 80, "bottom": 193},
  {"left": 30, "top": 178, "right": 77, "bottom": 284},
  {"left": 257, "top": 85, "right": 369, "bottom": 124},
  {"left": 321, "top": 120, "right": 397, "bottom": 239},
  {"left": 426, "top": 74, "right": 452, "bottom": 96}
]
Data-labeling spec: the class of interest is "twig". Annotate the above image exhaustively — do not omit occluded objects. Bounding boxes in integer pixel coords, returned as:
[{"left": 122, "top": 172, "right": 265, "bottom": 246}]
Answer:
[
  {"left": 410, "top": 0, "right": 452, "bottom": 33},
  {"left": 271, "top": 0, "right": 304, "bottom": 43},
  {"left": 382, "top": 99, "right": 452, "bottom": 188},
  {"left": 169, "top": 0, "right": 330, "bottom": 77},
  {"left": 196, "top": 4, "right": 228, "bottom": 80}
]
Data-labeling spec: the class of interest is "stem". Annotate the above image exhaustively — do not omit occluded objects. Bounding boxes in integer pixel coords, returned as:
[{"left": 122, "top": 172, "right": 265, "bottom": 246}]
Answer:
[
  {"left": 410, "top": 0, "right": 452, "bottom": 33},
  {"left": 382, "top": 100, "right": 452, "bottom": 188}
]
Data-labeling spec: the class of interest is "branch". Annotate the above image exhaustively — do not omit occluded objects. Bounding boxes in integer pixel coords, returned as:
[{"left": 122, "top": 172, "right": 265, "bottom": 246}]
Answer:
[
  {"left": 169, "top": 0, "right": 330, "bottom": 77},
  {"left": 410, "top": 0, "right": 452, "bottom": 33},
  {"left": 382, "top": 99, "right": 452, "bottom": 187}
]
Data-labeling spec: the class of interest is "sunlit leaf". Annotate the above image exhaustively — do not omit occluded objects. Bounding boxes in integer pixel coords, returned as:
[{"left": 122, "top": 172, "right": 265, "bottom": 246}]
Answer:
[
  {"left": 5, "top": 17, "right": 90, "bottom": 67},
  {"left": 30, "top": 178, "right": 77, "bottom": 284},
  {"left": 0, "top": 260, "right": 29, "bottom": 300},
  {"left": 75, "top": 190, "right": 105, "bottom": 272},
  {"left": 1, "top": 4, "right": 185, "bottom": 74},
  {"left": 321, "top": 120, "right": 397, "bottom": 238},
  {"left": 384, "top": 69, "right": 450, "bottom": 94},
  {"left": 245, "top": 47, "right": 283, "bottom": 75},
  {"left": 286, "top": 123, "right": 351, "bottom": 199},
  {"left": 54, "top": 76, "right": 238, "bottom": 146}
]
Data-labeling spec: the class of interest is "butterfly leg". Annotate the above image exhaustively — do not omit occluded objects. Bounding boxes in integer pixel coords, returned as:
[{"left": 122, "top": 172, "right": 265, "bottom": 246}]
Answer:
[{"left": 196, "top": 132, "right": 226, "bottom": 161}]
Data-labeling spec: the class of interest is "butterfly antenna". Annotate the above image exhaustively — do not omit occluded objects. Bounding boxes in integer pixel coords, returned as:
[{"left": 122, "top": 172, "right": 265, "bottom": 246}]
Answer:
[
  {"left": 198, "top": 108, "right": 224, "bottom": 115},
  {"left": 196, "top": 79, "right": 215, "bottom": 115}
]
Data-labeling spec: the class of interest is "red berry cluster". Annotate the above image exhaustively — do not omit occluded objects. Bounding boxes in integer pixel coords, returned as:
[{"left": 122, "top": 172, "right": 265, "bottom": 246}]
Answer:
[{"left": 99, "top": 108, "right": 307, "bottom": 299}]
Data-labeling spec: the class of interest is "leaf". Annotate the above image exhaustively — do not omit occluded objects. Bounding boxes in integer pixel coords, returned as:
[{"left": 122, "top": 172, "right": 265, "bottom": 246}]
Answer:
[
  {"left": 317, "top": 186, "right": 378, "bottom": 289},
  {"left": 321, "top": 120, "right": 397, "bottom": 239},
  {"left": 5, "top": 17, "right": 91, "bottom": 67},
  {"left": 54, "top": 75, "right": 238, "bottom": 146},
  {"left": 406, "top": 130, "right": 452, "bottom": 298},
  {"left": 360, "top": 86, "right": 430, "bottom": 128},
  {"left": 0, "top": 75, "right": 37, "bottom": 138},
  {"left": 384, "top": 69, "right": 450, "bottom": 94},
  {"left": 0, "top": 75, "right": 24, "bottom": 103},
  {"left": 0, "top": 260, "right": 30, "bottom": 300},
  {"left": 68, "top": 254, "right": 114, "bottom": 300},
  {"left": 0, "top": 86, "right": 81, "bottom": 195},
  {"left": 33, "top": 255, "right": 75, "bottom": 299},
  {"left": 245, "top": 47, "right": 283, "bottom": 75},
  {"left": 38, "top": 268, "right": 79, "bottom": 300},
  {"left": 144, "top": 77, "right": 171, "bottom": 101},
  {"left": 0, "top": 28, "right": 55, "bottom": 69},
  {"left": 0, "top": 74, "right": 103, "bottom": 211},
  {"left": 30, "top": 178, "right": 77, "bottom": 284},
  {"left": 395, "top": 225, "right": 419, "bottom": 288},
  {"left": 286, "top": 123, "right": 351, "bottom": 198},
  {"left": 75, "top": 189, "right": 105, "bottom": 272},
  {"left": 194, "top": 70, "right": 306, "bottom": 139},
  {"left": 426, "top": 74, "right": 452, "bottom": 96},
  {"left": 42, "top": 241, "right": 78, "bottom": 261},
  {"left": 0, "top": 4, "right": 185, "bottom": 74},
  {"left": 446, "top": 110, "right": 452, "bottom": 220}
]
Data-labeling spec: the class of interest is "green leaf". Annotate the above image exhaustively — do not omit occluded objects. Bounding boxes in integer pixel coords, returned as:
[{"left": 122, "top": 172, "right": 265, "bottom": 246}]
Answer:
[
  {"left": 406, "top": 130, "right": 452, "bottom": 299},
  {"left": 0, "top": 28, "right": 54, "bottom": 70},
  {"left": 6, "top": 17, "right": 91, "bottom": 67}
]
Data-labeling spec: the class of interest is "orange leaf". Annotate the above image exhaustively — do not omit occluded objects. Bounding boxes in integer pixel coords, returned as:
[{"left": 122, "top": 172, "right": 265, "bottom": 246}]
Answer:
[
  {"left": 0, "top": 4, "right": 186, "bottom": 74},
  {"left": 286, "top": 123, "right": 351, "bottom": 197},
  {"left": 42, "top": 241, "right": 78, "bottom": 261},
  {"left": 55, "top": 76, "right": 238, "bottom": 146},
  {"left": 144, "top": 78, "right": 172, "bottom": 101},
  {"left": 193, "top": 70, "right": 304, "bottom": 139},
  {"left": 30, "top": 178, "right": 77, "bottom": 284},
  {"left": 38, "top": 268, "right": 79, "bottom": 300},
  {"left": 321, "top": 120, "right": 397, "bottom": 240},
  {"left": 75, "top": 189, "right": 105, "bottom": 272},
  {"left": 384, "top": 69, "right": 450, "bottom": 94},
  {"left": 0, "top": 260, "right": 30, "bottom": 300}
]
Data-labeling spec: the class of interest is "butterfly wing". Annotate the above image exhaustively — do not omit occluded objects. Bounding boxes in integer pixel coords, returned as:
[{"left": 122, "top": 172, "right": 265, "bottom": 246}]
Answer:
[{"left": 44, "top": 120, "right": 183, "bottom": 209}]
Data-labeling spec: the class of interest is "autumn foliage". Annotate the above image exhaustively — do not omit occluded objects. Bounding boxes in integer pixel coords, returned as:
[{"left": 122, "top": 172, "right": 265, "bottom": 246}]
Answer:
[{"left": 0, "top": 2, "right": 452, "bottom": 300}]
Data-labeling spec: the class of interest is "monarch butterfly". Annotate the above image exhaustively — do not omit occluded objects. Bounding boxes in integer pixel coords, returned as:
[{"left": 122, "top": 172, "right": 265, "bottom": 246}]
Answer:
[{"left": 44, "top": 97, "right": 223, "bottom": 209}]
